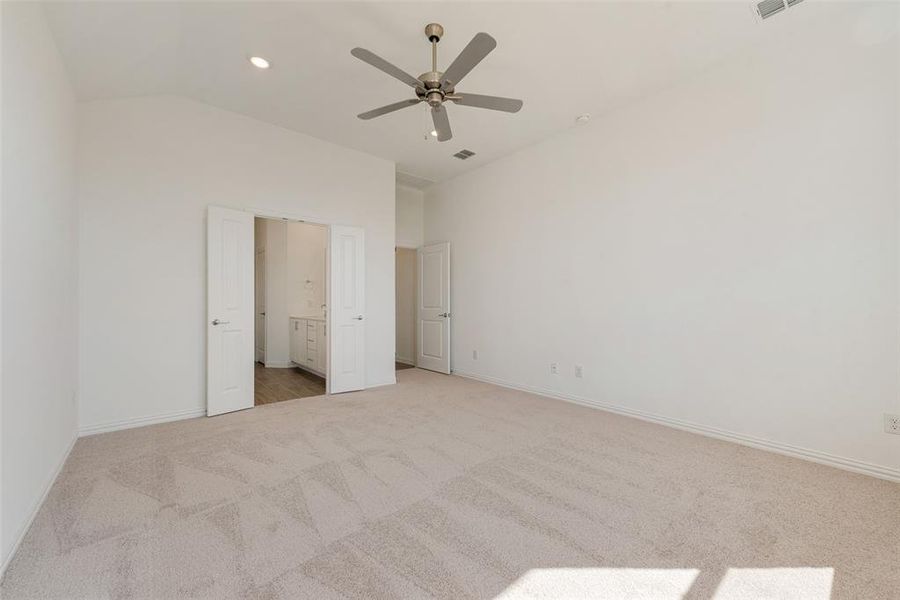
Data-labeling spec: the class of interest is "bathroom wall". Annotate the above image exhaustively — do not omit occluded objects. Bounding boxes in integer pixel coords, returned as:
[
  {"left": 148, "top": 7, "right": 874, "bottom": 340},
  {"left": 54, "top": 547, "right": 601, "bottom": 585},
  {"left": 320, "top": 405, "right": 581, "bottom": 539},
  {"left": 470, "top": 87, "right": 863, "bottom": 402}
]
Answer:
[{"left": 286, "top": 222, "right": 327, "bottom": 318}]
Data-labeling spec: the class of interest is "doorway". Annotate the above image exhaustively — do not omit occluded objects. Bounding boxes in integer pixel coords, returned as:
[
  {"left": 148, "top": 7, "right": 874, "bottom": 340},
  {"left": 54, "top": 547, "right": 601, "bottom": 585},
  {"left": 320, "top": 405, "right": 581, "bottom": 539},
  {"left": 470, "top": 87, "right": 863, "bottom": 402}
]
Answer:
[
  {"left": 392, "top": 241, "right": 452, "bottom": 375},
  {"left": 207, "top": 206, "right": 367, "bottom": 417},
  {"left": 395, "top": 246, "right": 417, "bottom": 371},
  {"left": 254, "top": 217, "right": 327, "bottom": 405}
]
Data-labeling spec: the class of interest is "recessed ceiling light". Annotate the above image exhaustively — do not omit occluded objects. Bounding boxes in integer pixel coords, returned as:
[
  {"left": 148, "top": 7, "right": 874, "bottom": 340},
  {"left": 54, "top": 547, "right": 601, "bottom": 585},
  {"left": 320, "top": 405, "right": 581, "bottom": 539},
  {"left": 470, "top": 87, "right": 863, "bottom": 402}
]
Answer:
[
  {"left": 430, "top": 130, "right": 437, "bottom": 137},
  {"left": 575, "top": 114, "right": 591, "bottom": 125},
  {"left": 249, "top": 56, "right": 270, "bottom": 69}
]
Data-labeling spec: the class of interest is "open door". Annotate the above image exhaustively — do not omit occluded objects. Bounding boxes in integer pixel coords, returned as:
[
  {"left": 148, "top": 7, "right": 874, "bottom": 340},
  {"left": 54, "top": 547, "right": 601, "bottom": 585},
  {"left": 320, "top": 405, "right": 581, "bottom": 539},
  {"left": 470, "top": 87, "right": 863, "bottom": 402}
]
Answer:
[
  {"left": 207, "top": 206, "right": 255, "bottom": 416},
  {"left": 417, "top": 242, "right": 450, "bottom": 374},
  {"left": 329, "top": 225, "right": 366, "bottom": 393}
]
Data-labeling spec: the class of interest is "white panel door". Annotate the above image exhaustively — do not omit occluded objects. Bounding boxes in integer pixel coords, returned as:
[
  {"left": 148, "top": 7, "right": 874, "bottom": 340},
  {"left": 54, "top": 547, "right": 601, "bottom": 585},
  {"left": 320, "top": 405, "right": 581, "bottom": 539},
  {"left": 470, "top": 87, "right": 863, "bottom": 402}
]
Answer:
[
  {"left": 207, "top": 206, "right": 255, "bottom": 416},
  {"left": 417, "top": 242, "right": 450, "bottom": 374},
  {"left": 329, "top": 226, "right": 366, "bottom": 393}
]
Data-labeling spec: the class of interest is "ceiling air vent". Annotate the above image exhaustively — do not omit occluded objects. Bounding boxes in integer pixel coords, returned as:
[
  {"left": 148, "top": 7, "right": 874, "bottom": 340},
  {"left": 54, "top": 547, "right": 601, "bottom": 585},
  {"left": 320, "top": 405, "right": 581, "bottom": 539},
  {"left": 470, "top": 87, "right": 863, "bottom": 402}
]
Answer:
[
  {"left": 755, "top": 0, "right": 802, "bottom": 20},
  {"left": 453, "top": 149, "right": 476, "bottom": 160},
  {"left": 756, "top": 0, "right": 786, "bottom": 19}
]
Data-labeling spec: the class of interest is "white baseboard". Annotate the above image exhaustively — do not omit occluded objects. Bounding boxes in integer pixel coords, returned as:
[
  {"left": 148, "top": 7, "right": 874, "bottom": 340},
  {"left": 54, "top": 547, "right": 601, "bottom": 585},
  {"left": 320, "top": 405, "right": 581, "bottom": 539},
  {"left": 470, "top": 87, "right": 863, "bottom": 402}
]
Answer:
[
  {"left": 79, "top": 407, "right": 206, "bottom": 437},
  {"left": 452, "top": 369, "right": 900, "bottom": 483},
  {"left": 366, "top": 377, "right": 397, "bottom": 389},
  {"left": 395, "top": 357, "right": 415, "bottom": 366},
  {"left": 263, "top": 361, "right": 293, "bottom": 369},
  {"left": 1, "top": 432, "right": 77, "bottom": 578}
]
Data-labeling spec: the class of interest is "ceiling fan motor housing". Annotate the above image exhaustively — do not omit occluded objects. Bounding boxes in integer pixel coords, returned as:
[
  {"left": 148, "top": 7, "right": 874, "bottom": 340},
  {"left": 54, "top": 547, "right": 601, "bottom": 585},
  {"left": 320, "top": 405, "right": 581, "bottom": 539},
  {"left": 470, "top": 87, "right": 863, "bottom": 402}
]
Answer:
[{"left": 417, "top": 71, "right": 448, "bottom": 106}]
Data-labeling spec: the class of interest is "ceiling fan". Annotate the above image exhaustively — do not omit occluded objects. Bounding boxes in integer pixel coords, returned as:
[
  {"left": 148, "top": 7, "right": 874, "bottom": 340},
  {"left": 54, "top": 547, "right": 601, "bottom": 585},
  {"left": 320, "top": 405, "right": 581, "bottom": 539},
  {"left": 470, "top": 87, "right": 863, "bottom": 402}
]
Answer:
[{"left": 351, "top": 23, "right": 523, "bottom": 142}]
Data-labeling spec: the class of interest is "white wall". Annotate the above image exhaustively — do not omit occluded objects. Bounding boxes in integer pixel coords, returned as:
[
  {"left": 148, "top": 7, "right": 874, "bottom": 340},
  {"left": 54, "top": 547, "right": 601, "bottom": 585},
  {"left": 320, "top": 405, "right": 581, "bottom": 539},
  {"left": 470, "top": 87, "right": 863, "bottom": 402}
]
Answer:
[
  {"left": 1, "top": 2, "right": 79, "bottom": 569},
  {"left": 395, "top": 248, "right": 417, "bottom": 364},
  {"left": 260, "top": 219, "right": 327, "bottom": 367},
  {"left": 396, "top": 184, "right": 424, "bottom": 248},
  {"left": 286, "top": 221, "right": 327, "bottom": 318},
  {"left": 263, "top": 219, "right": 289, "bottom": 366},
  {"left": 77, "top": 96, "right": 395, "bottom": 431},
  {"left": 426, "top": 11, "right": 900, "bottom": 475}
]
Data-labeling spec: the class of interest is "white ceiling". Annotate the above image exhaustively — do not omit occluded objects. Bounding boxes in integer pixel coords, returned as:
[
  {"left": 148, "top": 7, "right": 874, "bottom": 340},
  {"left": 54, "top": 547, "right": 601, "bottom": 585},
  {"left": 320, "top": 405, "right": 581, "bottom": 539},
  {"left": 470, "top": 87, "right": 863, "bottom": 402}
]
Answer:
[{"left": 44, "top": 1, "right": 835, "bottom": 186}]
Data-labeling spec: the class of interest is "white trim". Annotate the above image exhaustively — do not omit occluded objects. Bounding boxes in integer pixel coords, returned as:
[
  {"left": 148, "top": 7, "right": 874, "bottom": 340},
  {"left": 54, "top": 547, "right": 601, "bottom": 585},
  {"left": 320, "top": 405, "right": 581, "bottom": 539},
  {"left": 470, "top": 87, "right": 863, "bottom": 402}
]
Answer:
[
  {"left": 294, "top": 363, "right": 326, "bottom": 378},
  {"left": 395, "top": 357, "right": 415, "bottom": 366},
  {"left": 452, "top": 370, "right": 900, "bottom": 483},
  {"left": 263, "top": 361, "right": 293, "bottom": 369},
  {"left": 395, "top": 241, "right": 419, "bottom": 250},
  {"left": 1, "top": 433, "right": 77, "bottom": 578},
  {"left": 79, "top": 408, "right": 206, "bottom": 437},
  {"left": 365, "top": 377, "right": 397, "bottom": 389}
]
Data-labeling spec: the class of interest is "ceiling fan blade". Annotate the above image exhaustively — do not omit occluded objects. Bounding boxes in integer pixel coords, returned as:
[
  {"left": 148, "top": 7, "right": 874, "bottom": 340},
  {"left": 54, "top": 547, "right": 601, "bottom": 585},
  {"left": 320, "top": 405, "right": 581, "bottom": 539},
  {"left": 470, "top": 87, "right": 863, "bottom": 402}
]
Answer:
[
  {"left": 449, "top": 93, "right": 523, "bottom": 113},
  {"left": 351, "top": 47, "right": 422, "bottom": 89},
  {"left": 357, "top": 98, "right": 422, "bottom": 120},
  {"left": 431, "top": 105, "right": 452, "bottom": 142},
  {"left": 439, "top": 32, "right": 496, "bottom": 90}
]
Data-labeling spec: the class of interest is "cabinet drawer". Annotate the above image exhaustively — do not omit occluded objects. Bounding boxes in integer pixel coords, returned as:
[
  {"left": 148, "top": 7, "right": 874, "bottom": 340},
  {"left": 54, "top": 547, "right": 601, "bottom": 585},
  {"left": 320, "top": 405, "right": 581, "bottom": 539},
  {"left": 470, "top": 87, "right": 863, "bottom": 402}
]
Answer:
[{"left": 305, "top": 351, "right": 317, "bottom": 366}]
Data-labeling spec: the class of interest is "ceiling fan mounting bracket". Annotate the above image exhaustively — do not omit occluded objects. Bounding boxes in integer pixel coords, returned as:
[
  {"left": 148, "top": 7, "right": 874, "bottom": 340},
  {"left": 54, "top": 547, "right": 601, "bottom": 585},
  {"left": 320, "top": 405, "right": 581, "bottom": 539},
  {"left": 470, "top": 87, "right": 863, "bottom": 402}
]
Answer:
[{"left": 424, "top": 23, "right": 444, "bottom": 43}]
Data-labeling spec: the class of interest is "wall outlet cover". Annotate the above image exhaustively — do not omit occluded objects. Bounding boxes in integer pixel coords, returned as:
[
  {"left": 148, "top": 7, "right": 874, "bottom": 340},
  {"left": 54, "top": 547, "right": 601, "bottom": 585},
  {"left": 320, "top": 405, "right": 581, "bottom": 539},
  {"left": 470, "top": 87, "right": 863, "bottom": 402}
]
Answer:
[
  {"left": 472, "top": 350, "right": 478, "bottom": 360},
  {"left": 575, "top": 364, "right": 583, "bottom": 378},
  {"left": 885, "top": 413, "right": 900, "bottom": 435},
  {"left": 550, "top": 362, "right": 559, "bottom": 375}
]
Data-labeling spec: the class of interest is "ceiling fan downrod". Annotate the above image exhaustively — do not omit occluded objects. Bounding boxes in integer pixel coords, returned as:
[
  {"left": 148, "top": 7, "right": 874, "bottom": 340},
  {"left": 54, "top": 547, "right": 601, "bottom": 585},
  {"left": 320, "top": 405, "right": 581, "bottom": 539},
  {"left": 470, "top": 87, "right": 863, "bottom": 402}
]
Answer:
[{"left": 422, "top": 23, "right": 446, "bottom": 107}]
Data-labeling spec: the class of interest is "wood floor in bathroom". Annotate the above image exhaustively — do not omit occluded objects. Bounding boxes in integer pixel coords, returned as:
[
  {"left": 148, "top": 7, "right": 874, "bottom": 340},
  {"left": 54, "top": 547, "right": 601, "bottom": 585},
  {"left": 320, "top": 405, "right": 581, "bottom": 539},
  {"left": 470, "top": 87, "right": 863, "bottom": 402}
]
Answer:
[{"left": 254, "top": 363, "right": 326, "bottom": 405}]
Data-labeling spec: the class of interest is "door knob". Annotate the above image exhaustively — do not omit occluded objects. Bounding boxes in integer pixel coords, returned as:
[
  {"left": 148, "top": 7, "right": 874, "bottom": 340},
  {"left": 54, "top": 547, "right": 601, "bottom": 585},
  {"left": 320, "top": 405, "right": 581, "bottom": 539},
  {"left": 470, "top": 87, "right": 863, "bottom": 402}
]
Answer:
[
  {"left": 439, "top": 312, "right": 450, "bottom": 318},
  {"left": 352, "top": 315, "right": 364, "bottom": 320},
  {"left": 211, "top": 319, "right": 230, "bottom": 326}
]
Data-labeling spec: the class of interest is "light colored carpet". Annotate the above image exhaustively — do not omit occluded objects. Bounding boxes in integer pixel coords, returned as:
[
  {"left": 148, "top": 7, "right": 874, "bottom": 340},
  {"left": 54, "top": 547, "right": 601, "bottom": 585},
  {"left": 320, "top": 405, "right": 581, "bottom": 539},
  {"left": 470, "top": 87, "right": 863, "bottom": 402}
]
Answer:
[{"left": 2, "top": 369, "right": 897, "bottom": 599}]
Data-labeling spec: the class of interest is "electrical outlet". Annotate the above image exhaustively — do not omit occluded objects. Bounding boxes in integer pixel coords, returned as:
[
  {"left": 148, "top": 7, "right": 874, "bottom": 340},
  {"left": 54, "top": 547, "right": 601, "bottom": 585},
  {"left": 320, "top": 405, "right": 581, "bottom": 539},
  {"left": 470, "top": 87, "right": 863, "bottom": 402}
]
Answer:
[
  {"left": 550, "top": 362, "right": 559, "bottom": 375},
  {"left": 472, "top": 350, "right": 478, "bottom": 360},
  {"left": 885, "top": 414, "right": 900, "bottom": 435},
  {"left": 575, "top": 364, "right": 583, "bottom": 378}
]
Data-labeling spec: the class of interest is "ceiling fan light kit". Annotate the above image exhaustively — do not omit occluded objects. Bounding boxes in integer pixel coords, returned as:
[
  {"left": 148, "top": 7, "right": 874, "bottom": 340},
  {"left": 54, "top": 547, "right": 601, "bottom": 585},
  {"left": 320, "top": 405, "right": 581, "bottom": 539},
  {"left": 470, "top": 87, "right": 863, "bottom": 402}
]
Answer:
[{"left": 351, "top": 23, "right": 523, "bottom": 142}]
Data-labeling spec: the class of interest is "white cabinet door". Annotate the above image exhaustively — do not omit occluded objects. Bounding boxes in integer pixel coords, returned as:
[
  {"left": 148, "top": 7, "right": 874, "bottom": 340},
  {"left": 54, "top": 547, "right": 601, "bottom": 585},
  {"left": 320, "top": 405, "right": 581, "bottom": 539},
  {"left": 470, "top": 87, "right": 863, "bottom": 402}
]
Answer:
[
  {"left": 329, "top": 226, "right": 366, "bottom": 393},
  {"left": 304, "top": 321, "right": 318, "bottom": 372},
  {"left": 417, "top": 242, "right": 450, "bottom": 374},
  {"left": 295, "top": 319, "right": 309, "bottom": 365},
  {"left": 207, "top": 206, "right": 255, "bottom": 416}
]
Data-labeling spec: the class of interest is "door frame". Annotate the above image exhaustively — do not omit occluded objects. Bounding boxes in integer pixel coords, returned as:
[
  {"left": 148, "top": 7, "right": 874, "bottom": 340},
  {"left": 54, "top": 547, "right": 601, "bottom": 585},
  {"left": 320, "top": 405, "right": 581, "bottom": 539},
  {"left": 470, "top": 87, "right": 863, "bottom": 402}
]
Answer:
[
  {"left": 250, "top": 207, "right": 335, "bottom": 395},
  {"left": 395, "top": 243, "right": 418, "bottom": 368},
  {"left": 208, "top": 205, "right": 364, "bottom": 402}
]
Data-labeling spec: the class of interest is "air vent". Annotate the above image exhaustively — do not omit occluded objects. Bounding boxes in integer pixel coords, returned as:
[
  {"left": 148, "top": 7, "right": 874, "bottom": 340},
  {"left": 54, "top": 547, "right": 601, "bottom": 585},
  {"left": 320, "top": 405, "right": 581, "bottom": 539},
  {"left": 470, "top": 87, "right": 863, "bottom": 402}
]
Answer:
[
  {"left": 453, "top": 149, "right": 476, "bottom": 160},
  {"left": 756, "top": 0, "right": 786, "bottom": 19},
  {"left": 755, "top": 0, "right": 802, "bottom": 19}
]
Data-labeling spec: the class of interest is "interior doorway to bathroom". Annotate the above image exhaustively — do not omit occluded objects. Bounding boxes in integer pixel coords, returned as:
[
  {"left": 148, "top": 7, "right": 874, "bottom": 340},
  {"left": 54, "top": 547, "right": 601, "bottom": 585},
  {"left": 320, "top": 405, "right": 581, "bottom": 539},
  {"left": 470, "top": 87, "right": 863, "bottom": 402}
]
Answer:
[{"left": 254, "top": 217, "right": 328, "bottom": 405}]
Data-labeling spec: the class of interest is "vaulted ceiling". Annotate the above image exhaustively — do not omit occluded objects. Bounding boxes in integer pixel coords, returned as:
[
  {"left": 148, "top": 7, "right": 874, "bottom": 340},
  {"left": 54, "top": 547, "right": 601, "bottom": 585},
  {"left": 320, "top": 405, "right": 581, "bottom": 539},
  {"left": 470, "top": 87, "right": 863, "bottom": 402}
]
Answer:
[{"left": 44, "top": 1, "right": 845, "bottom": 186}]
